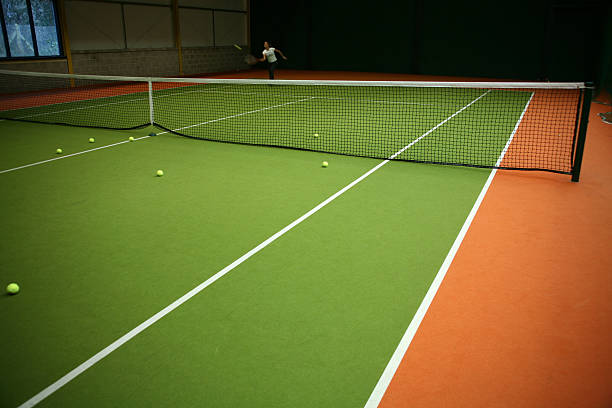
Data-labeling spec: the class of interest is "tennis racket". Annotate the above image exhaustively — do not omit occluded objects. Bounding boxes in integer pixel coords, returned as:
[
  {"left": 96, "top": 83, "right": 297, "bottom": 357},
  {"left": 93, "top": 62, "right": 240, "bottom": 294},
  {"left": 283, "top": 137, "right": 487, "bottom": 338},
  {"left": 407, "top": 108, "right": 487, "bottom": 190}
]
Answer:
[{"left": 244, "top": 54, "right": 258, "bottom": 65}]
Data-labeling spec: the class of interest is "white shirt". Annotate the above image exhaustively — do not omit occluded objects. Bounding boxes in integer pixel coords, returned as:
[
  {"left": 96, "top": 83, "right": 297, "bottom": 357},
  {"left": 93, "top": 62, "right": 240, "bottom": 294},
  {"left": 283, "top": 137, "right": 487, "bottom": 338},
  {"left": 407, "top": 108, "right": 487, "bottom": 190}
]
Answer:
[{"left": 262, "top": 48, "right": 277, "bottom": 63}]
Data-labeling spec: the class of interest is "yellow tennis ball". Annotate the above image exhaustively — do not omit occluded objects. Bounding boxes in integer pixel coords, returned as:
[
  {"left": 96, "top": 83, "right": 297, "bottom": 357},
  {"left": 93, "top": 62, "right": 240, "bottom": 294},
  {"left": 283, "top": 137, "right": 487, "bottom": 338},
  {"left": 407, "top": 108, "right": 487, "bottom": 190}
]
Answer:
[
  {"left": 6, "top": 283, "right": 19, "bottom": 295},
  {"left": 314, "top": 133, "right": 319, "bottom": 138},
  {"left": 56, "top": 148, "right": 63, "bottom": 154},
  {"left": 156, "top": 170, "right": 164, "bottom": 177},
  {"left": 322, "top": 161, "right": 328, "bottom": 168},
  {"left": 129, "top": 136, "right": 135, "bottom": 141}
]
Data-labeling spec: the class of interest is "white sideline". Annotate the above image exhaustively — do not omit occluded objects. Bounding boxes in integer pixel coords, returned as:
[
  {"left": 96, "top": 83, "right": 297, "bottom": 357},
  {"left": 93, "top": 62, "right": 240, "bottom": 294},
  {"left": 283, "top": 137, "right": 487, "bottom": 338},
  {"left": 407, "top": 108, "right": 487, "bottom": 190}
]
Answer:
[
  {"left": 16, "top": 91, "right": 491, "bottom": 408},
  {"left": 362, "top": 91, "right": 535, "bottom": 408}
]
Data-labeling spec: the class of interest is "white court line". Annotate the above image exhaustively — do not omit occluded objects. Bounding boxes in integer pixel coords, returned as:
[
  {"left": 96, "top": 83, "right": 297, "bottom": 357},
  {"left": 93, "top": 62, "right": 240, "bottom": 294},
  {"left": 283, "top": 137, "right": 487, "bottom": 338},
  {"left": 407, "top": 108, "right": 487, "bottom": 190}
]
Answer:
[
  {"left": 156, "top": 97, "right": 315, "bottom": 134},
  {"left": 1, "top": 83, "right": 444, "bottom": 121},
  {"left": 363, "top": 91, "right": 535, "bottom": 408},
  {"left": 0, "top": 83, "right": 245, "bottom": 114},
  {"left": 1, "top": 86, "right": 241, "bottom": 119},
  {"left": 311, "top": 96, "right": 437, "bottom": 106},
  {"left": 16, "top": 90, "right": 491, "bottom": 408},
  {"left": 0, "top": 97, "right": 315, "bottom": 174},
  {"left": 13, "top": 98, "right": 150, "bottom": 120},
  {"left": 0, "top": 136, "right": 150, "bottom": 174},
  {"left": 0, "top": 91, "right": 146, "bottom": 114}
]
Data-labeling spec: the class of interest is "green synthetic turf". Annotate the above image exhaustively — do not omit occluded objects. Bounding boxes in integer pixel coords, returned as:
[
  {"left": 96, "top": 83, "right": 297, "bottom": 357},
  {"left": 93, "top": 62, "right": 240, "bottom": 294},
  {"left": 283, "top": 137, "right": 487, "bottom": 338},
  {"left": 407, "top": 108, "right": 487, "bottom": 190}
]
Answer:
[
  {"left": 0, "top": 121, "right": 144, "bottom": 170},
  {"left": 0, "top": 118, "right": 494, "bottom": 407},
  {"left": 0, "top": 122, "right": 380, "bottom": 405},
  {"left": 36, "top": 161, "right": 490, "bottom": 408},
  {"left": 0, "top": 89, "right": 150, "bottom": 129},
  {"left": 0, "top": 82, "right": 531, "bottom": 406},
  {"left": 0, "top": 83, "right": 532, "bottom": 169}
]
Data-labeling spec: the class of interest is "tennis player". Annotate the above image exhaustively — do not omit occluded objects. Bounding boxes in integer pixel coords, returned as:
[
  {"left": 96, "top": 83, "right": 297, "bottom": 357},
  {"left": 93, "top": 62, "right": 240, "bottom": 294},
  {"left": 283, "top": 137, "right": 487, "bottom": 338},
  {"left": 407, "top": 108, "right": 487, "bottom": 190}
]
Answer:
[{"left": 259, "top": 41, "right": 287, "bottom": 79}]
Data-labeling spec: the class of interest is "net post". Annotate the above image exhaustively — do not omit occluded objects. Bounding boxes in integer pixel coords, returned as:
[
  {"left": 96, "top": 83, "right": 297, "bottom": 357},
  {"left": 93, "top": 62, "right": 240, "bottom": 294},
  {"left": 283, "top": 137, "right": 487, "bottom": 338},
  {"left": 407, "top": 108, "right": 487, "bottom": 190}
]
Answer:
[
  {"left": 571, "top": 84, "right": 593, "bottom": 182},
  {"left": 148, "top": 80, "right": 154, "bottom": 126}
]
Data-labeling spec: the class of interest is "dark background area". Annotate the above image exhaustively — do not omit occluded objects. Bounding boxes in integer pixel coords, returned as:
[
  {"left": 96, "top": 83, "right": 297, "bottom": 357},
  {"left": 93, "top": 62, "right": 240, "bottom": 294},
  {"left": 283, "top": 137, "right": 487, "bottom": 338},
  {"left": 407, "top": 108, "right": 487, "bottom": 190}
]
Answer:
[{"left": 250, "top": 0, "right": 611, "bottom": 93}]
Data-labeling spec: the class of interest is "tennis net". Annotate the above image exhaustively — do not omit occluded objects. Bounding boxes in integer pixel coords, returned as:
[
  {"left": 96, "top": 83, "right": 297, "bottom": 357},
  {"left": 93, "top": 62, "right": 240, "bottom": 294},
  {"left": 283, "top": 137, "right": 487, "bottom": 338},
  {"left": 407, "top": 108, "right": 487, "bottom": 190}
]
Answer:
[{"left": 0, "top": 69, "right": 591, "bottom": 180}]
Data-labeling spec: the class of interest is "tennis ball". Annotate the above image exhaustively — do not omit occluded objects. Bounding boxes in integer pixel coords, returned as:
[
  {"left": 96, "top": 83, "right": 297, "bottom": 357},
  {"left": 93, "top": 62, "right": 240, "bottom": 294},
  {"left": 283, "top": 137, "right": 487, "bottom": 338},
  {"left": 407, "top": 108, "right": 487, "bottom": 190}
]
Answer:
[
  {"left": 149, "top": 132, "right": 156, "bottom": 137},
  {"left": 156, "top": 170, "right": 164, "bottom": 177},
  {"left": 129, "top": 136, "right": 135, "bottom": 141},
  {"left": 56, "top": 148, "right": 63, "bottom": 154},
  {"left": 322, "top": 161, "right": 328, "bottom": 168},
  {"left": 6, "top": 283, "right": 19, "bottom": 295},
  {"left": 314, "top": 133, "right": 319, "bottom": 138},
  {"left": 88, "top": 138, "right": 95, "bottom": 143},
  {"left": 233, "top": 44, "right": 242, "bottom": 51}
]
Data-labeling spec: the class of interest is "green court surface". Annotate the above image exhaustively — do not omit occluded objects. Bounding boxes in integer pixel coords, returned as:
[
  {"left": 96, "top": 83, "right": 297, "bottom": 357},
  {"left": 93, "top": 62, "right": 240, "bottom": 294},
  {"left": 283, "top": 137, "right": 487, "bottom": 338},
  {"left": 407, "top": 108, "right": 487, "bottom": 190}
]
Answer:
[
  {"left": 0, "top": 89, "right": 521, "bottom": 407},
  {"left": 1, "top": 82, "right": 532, "bottom": 168}
]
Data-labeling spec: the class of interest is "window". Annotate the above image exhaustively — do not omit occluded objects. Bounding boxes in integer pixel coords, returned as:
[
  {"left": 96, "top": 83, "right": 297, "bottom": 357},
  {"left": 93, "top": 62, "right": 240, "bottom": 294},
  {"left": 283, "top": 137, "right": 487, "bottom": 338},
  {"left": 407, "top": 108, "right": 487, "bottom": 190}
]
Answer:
[
  {"left": 31, "top": 0, "right": 60, "bottom": 55},
  {"left": 0, "top": 0, "right": 62, "bottom": 59},
  {"left": 0, "top": 22, "right": 7, "bottom": 56}
]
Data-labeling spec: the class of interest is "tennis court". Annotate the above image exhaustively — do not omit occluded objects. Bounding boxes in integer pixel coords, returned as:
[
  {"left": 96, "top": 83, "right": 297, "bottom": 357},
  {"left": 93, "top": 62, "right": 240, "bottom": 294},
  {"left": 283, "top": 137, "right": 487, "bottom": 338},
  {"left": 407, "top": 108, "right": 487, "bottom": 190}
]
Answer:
[
  {"left": 1, "top": 0, "right": 611, "bottom": 405},
  {"left": 0, "top": 65, "right": 596, "bottom": 408}
]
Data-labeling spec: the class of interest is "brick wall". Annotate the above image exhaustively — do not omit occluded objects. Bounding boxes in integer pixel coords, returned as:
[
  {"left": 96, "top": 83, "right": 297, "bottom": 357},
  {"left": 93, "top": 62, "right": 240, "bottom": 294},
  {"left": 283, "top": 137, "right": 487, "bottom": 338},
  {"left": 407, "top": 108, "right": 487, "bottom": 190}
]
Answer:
[
  {"left": 71, "top": 48, "right": 180, "bottom": 76},
  {"left": 0, "top": 60, "right": 69, "bottom": 94},
  {"left": 0, "top": 46, "right": 249, "bottom": 94},
  {"left": 0, "top": 59, "right": 68, "bottom": 74},
  {"left": 182, "top": 46, "right": 248, "bottom": 75},
  {"left": 1, "top": 46, "right": 248, "bottom": 80},
  {"left": 69, "top": 46, "right": 248, "bottom": 77}
]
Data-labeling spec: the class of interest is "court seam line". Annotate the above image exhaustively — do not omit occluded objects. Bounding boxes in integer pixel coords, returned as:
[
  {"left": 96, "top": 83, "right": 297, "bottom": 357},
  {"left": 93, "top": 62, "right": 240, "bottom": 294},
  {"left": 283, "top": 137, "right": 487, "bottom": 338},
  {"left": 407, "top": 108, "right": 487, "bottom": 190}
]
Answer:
[
  {"left": 362, "top": 91, "right": 535, "bottom": 408},
  {"left": 16, "top": 90, "right": 490, "bottom": 408},
  {"left": 0, "top": 97, "right": 314, "bottom": 174}
]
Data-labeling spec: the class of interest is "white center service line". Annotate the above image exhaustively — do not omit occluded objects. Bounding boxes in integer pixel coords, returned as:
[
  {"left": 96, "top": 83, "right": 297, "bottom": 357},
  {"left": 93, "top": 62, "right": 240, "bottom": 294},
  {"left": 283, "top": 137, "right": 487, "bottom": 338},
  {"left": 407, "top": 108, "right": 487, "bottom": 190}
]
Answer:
[
  {"left": 363, "top": 91, "right": 534, "bottom": 408},
  {"left": 16, "top": 90, "right": 490, "bottom": 408}
]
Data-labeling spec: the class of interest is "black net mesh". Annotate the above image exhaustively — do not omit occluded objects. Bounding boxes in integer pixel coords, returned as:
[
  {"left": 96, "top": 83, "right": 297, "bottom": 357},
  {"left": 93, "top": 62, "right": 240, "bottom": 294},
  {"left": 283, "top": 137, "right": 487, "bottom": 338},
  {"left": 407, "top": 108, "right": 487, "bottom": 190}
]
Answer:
[{"left": 0, "top": 70, "right": 585, "bottom": 175}]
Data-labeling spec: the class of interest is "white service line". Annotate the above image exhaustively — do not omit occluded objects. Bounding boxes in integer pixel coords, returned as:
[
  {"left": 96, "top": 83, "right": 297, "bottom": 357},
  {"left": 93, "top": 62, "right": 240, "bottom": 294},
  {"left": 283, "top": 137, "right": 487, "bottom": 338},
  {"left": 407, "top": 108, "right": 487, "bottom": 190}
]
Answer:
[
  {"left": 362, "top": 91, "right": 535, "bottom": 408},
  {"left": 310, "top": 96, "right": 437, "bottom": 106},
  {"left": 16, "top": 89, "right": 490, "bottom": 408},
  {"left": 156, "top": 97, "right": 315, "bottom": 135}
]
